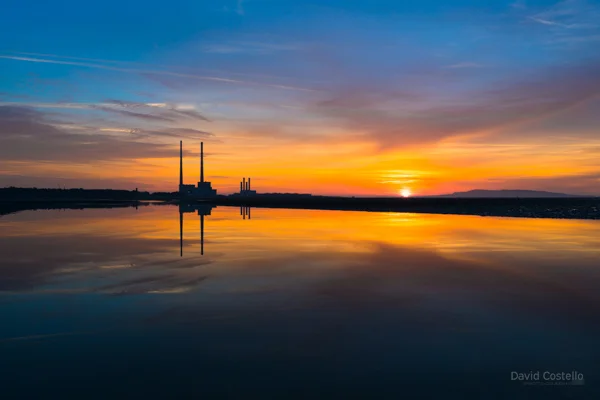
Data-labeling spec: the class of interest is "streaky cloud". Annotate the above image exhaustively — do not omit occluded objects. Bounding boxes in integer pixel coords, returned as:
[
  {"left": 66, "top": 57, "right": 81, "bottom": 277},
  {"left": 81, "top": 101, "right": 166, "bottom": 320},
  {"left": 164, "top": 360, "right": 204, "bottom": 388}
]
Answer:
[
  {"left": 104, "top": 100, "right": 211, "bottom": 122},
  {"left": 0, "top": 106, "right": 200, "bottom": 163},
  {"left": 310, "top": 59, "right": 600, "bottom": 149},
  {"left": 91, "top": 105, "right": 176, "bottom": 122},
  {"left": 444, "top": 62, "right": 484, "bottom": 69},
  {"left": 0, "top": 54, "right": 316, "bottom": 92},
  {"left": 0, "top": 100, "right": 212, "bottom": 123}
]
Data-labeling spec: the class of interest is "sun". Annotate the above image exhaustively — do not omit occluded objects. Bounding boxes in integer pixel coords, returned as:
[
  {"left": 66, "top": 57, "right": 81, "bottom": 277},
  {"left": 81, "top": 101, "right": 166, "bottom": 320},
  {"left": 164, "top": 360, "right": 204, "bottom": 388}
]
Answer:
[{"left": 400, "top": 188, "right": 412, "bottom": 198}]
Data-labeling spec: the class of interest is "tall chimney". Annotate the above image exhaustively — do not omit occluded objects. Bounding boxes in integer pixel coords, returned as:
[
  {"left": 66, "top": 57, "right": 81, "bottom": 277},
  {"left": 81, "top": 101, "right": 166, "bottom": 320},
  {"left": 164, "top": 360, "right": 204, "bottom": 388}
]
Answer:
[
  {"left": 200, "top": 142, "right": 204, "bottom": 183},
  {"left": 248, "top": 177, "right": 251, "bottom": 191},
  {"left": 240, "top": 181, "right": 243, "bottom": 192},
  {"left": 243, "top": 178, "right": 246, "bottom": 193},
  {"left": 179, "top": 140, "right": 183, "bottom": 187}
]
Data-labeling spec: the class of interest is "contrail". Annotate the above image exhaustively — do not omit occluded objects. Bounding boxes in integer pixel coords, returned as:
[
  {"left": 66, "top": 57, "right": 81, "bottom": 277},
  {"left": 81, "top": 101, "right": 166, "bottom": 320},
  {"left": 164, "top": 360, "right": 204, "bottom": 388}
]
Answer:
[
  {"left": 0, "top": 54, "right": 317, "bottom": 92},
  {"left": 12, "top": 51, "right": 317, "bottom": 84}
]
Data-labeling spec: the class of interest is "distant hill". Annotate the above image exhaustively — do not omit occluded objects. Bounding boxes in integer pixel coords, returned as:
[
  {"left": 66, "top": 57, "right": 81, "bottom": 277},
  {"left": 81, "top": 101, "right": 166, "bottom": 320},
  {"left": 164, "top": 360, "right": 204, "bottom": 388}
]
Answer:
[{"left": 434, "top": 189, "right": 588, "bottom": 198}]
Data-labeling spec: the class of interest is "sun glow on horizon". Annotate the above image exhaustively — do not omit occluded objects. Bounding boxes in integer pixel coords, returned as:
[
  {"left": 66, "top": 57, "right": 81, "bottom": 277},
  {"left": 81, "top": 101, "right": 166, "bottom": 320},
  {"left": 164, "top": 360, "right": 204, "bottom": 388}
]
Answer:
[{"left": 400, "top": 188, "right": 412, "bottom": 198}]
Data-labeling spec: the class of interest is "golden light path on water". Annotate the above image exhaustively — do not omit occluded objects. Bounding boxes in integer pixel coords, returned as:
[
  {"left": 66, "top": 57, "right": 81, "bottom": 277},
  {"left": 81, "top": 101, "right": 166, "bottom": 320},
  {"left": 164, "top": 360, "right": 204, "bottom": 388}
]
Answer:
[
  {"left": 3, "top": 206, "right": 600, "bottom": 255},
  {"left": 2, "top": 206, "right": 599, "bottom": 293},
  {"left": 1, "top": 205, "right": 600, "bottom": 387}
]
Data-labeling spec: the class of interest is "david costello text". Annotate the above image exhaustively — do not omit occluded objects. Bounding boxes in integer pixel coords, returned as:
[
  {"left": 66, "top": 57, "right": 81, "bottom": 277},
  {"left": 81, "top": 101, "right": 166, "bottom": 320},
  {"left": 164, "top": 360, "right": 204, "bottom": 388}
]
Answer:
[{"left": 511, "top": 371, "right": 584, "bottom": 386}]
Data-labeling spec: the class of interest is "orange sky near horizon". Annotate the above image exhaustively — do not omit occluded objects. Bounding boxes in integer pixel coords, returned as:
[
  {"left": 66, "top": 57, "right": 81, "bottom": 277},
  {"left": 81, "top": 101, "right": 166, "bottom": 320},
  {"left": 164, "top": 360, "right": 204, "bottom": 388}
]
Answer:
[
  {"left": 2, "top": 0, "right": 600, "bottom": 196},
  {"left": 10, "top": 131, "right": 595, "bottom": 196}
]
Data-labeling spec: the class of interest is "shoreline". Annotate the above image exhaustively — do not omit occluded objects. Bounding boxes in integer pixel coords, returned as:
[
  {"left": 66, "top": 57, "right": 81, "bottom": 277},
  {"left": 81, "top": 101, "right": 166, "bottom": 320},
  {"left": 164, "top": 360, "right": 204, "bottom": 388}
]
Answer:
[
  {"left": 0, "top": 200, "right": 146, "bottom": 216},
  {"left": 2, "top": 197, "right": 600, "bottom": 220},
  {"left": 210, "top": 196, "right": 600, "bottom": 220}
]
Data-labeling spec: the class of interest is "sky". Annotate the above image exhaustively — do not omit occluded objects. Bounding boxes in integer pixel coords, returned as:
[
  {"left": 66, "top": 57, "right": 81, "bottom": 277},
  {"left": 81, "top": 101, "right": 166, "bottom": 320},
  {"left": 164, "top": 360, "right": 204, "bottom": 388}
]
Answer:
[{"left": 1, "top": 0, "right": 600, "bottom": 196}]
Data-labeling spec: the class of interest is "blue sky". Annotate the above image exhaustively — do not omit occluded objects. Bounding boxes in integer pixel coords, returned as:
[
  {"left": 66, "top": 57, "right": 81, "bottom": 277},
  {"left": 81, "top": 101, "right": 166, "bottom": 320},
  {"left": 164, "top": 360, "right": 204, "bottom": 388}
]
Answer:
[{"left": 1, "top": 0, "right": 599, "bottom": 194}]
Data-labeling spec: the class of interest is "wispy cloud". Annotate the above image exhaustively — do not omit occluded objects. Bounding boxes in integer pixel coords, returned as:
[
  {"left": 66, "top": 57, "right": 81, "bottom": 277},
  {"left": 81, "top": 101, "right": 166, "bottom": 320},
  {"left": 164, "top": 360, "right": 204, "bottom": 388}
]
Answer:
[
  {"left": 0, "top": 54, "right": 316, "bottom": 92},
  {"left": 105, "top": 100, "right": 211, "bottom": 122},
  {"left": 526, "top": 1, "right": 600, "bottom": 49},
  {"left": 310, "top": 60, "right": 600, "bottom": 148},
  {"left": 201, "top": 41, "right": 299, "bottom": 55},
  {"left": 93, "top": 106, "right": 176, "bottom": 122},
  {"left": 529, "top": 16, "right": 568, "bottom": 27},
  {"left": 528, "top": 0, "right": 599, "bottom": 29},
  {"left": 130, "top": 127, "right": 213, "bottom": 140},
  {"left": 444, "top": 62, "right": 484, "bottom": 69},
  {"left": 0, "top": 106, "right": 202, "bottom": 163},
  {"left": 0, "top": 100, "right": 211, "bottom": 123},
  {"left": 12, "top": 51, "right": 307, "bottom": 83},
  {"left": 528, "top": 16, "right": 590, "bottom": 29}
]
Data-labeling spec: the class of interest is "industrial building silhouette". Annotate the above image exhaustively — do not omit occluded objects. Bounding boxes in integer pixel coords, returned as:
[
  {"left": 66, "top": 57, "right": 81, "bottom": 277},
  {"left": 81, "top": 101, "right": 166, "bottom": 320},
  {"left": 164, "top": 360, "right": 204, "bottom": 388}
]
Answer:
[
  {"left": 178, "top": 141, "right": 257, "bottom": 198},
  {"left": 178, "top": 141, "right": 217, "bottom": 198},
  {"left": 238, "top": 177, "right": 257, "bottom": 196}
]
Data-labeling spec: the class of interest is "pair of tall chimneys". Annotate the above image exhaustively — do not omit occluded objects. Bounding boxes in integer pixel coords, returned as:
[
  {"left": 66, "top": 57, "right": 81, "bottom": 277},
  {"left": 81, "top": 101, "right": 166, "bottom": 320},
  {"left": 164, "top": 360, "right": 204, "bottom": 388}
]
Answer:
[
  {"left": 240, "top": 177, "right": 251, "bottom": 192},
  {"left": 179, "top": 140, "right": 204, "bottom": 186}
]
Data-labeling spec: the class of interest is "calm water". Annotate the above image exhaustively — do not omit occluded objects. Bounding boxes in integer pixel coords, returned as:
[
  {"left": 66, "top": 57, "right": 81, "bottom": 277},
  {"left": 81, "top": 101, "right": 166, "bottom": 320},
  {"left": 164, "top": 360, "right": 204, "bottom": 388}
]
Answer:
[{"left": 1, "top": 205, "right": 599, "bottom": 399}]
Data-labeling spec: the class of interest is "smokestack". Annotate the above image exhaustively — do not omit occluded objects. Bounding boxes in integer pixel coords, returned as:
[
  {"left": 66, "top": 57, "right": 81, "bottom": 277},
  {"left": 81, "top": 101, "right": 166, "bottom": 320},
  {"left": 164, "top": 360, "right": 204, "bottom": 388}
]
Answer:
[
  {"left": 243, "top": 178, "right": 246, "bottom": 193},
  {"left": 200, "top": 142, "right": 204, "bottom": 183},
  {"left": 240, "top": 181, "right": 243, "bottom": 192},
  {"left": 248, "top": 177, "right": 251, "bottom": 191},
  {"left": 179, "top": 140, "right": 183, "bottom": 187}
]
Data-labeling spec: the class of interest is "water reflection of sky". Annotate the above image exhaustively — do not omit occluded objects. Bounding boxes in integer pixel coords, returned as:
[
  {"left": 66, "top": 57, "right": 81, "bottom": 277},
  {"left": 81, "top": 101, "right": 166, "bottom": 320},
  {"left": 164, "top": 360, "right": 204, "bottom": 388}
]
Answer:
[{"left": 1, "top": 206, "right": 599, "bottom": 398}]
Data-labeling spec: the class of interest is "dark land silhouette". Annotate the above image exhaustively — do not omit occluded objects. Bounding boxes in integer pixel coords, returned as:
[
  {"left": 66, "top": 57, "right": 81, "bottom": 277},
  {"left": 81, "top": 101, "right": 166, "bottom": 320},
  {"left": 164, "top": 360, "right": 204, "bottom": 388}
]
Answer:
[
  {"left": 0, "top": 187, "right": 176, "bottom": 216},
  {"left": 0, "top": 200, "right": 146, "bottom": 217},
  {"left": 1, "top": 187, "right": 600, "bottom": 219},
  {"left": 215, "top": 195, "right": 600, "bottom": 219},
  {"left": 0, "top": 187, "right": 177, "bottom": 201}
]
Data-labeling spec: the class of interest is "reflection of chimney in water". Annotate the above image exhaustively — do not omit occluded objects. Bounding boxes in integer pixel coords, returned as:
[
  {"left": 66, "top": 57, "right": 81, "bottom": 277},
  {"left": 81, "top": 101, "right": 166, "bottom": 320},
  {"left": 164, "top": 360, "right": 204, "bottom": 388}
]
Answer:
[
  {"left": 200, "top": 214, "right": 204, "bottom": 255},
  {"left": 240, "top": 206, "right": 251, "bottom": 220},
  {"left": 179, "top": 210, "right": 183, "bottom": 257}
]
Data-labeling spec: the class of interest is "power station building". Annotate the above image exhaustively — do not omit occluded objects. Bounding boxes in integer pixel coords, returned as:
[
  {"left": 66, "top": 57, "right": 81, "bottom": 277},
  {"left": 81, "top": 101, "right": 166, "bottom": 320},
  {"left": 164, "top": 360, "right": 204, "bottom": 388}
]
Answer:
[
  {"left": 238, "top": 177, "right": 257, "bottom": 196},
  {"left": 179, "top": 141, "right": 217, "bottom": 198}
]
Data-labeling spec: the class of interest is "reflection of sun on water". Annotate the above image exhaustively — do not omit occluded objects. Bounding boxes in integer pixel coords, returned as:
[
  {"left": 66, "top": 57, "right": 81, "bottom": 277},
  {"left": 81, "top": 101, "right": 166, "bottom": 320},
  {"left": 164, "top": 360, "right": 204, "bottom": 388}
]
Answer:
[{"left": 400, "top": 188, "right": 412, "bottom": 198}]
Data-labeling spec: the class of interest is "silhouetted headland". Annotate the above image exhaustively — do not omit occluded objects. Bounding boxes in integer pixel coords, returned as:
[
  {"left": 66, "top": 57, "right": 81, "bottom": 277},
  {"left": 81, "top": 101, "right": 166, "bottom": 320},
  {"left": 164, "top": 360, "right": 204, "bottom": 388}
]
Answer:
[{"left": 432, "top": 189, "right": 588, "bottom": 198}]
